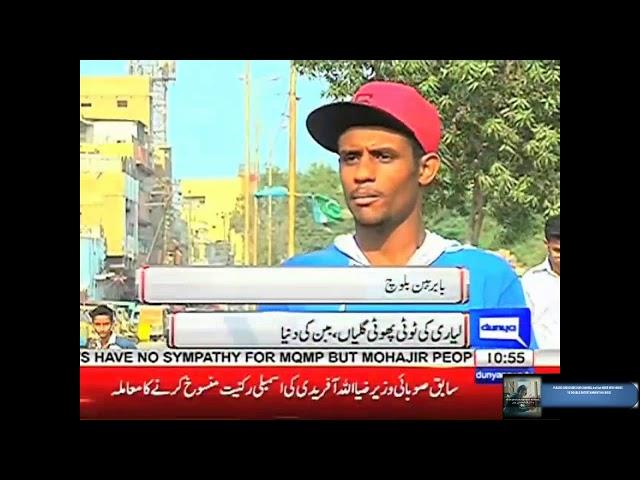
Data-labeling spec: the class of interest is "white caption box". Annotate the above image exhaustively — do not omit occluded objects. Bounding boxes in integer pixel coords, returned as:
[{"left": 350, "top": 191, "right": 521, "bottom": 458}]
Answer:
[
  {"left": 533, "top": 349, "right": 560, "bottom": 367},
  {"left": 170, "top": 312, "right": 468, "bottom": 348},
  {"left": 474, "top": 349, "right": 534, "bottom": 367},
  {"left": 138, "top": 266, "right": 469, "bottom": 304}
]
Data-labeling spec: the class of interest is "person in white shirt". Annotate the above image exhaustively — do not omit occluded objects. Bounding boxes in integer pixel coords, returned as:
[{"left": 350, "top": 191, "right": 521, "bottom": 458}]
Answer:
[
  {"left": 88, "top": 305, "right": 136, "bottom": 350},
  {"left": 522, "top": 215, "right": 560, "bottom": 349}
]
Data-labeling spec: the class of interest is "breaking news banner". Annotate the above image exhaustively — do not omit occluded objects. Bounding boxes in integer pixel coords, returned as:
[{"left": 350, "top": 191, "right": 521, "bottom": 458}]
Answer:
[
  {"left": 137, "top": 266, "right": 469, "bottom": 304},
  {"left": 79, "top": 348, "right": 559, "bottom": 419}
]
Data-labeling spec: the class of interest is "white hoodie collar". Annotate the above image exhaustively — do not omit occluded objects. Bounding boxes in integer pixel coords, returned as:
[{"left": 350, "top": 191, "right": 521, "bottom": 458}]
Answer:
[{"left": 333, "top": 230, "right": 464, "bottom": 266}]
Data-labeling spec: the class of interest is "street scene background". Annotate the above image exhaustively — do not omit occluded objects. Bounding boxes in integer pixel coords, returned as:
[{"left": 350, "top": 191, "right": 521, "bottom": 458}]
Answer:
[{"left": 80, "top": 60, "right": 560, "bottom": 348}]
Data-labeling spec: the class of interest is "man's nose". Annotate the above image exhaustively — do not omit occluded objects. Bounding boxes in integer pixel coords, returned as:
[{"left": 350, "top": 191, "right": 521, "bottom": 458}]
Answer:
[{"left": 354, "top": 154, "right": 376, "bottom": 183}]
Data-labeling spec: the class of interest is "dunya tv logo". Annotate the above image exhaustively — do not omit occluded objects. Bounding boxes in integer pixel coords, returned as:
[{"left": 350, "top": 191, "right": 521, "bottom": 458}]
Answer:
[
  {"left": 481, "top": 324, "right": 517, "bottom": 332},
  {"left": 478, "top": 316, "right": 527, "bottom": 347}
]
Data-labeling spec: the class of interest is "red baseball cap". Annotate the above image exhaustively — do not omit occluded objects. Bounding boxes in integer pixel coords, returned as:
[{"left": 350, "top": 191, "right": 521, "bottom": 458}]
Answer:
[{"left": 306, "top": 81, "right": 442, "bottom": 154}]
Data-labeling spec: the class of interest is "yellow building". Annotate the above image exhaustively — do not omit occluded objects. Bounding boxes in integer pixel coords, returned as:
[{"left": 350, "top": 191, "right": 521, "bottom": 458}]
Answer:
[
  {"left": 80, "top": 76, "right": 152, "bottom": 129},
  {"left": 81, "top": 77, "right": 171, "bottom": 177},
  {"left": 180, "top": 178, "right": 244, "bottom": 265},
  {"left": 81, "top": 141, "right": 151, "bottom": 172},
  {"left": 80, "top": 75, "right": 175, "bottom": 298},
  {"left": 80, "top": 168, "right": 139, "bottom": 263}
]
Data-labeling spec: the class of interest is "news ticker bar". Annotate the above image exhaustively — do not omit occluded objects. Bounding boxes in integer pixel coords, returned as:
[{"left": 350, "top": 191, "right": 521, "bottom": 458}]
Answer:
[
  {"left": 80, "top": 349, "right": 559, "bottom": 368},
  {"left": 81, "top": 365, "right": 562, "bottom": 419},
  {"left": 168, "top": 309, "right": 533, "bottom": 350},
  {"left": 170, "top": 312, "right": 468, "bottom": 348},
  {"left": 137, "top": 266, "right": 469, "bottom": 304},
  {"left": 81, "top": 366, "right": 509, "bottom": 420}
]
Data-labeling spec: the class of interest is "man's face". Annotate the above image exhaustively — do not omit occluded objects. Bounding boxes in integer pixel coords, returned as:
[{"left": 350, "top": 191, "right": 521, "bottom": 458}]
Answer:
[
  {"left": 337, "top": 127, "right": 438, "bottom": 227},
  {"left": 92, "top": 315, "right": 113, "bottom": 339},
  {"left": 546, "top": 238, "right": 560, "bottom": 274}
]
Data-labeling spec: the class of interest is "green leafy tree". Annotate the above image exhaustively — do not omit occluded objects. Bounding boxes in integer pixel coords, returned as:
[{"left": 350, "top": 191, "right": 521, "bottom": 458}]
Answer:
[
  {"left": 230, "top": 164, "right": 547, "bottom": 268},
  {"left": 295, "top": 60, "right": 560, "bottom": 245}
]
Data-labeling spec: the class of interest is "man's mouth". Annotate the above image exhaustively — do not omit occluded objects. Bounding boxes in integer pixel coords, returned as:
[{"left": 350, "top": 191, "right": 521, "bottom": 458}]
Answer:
[
  {"left": 351, "top": 191, "right": 382, "bottom": 207},
  {"left": 353, "top": 196, "right": 379, "bottom": 207}
]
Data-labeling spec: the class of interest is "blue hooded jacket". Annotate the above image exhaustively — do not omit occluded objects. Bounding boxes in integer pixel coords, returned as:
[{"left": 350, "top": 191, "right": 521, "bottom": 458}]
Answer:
[{"left": 260, "top": 231, "right": 537, "bottom": 349}]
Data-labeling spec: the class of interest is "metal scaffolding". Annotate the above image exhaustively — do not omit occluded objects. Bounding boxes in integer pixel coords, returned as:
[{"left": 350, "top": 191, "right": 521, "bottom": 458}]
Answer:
[
  {"left": 128, "top": 60, "right": 178, "bottom": 265},
  {"left": 127, "top": 61, "right": 176, "bottom": 147}
]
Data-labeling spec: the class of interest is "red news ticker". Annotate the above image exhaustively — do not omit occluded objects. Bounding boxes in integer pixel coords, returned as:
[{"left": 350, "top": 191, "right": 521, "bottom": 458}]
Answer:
[{"left": 80, "top": 365, "right": 560, "bottom": 420}]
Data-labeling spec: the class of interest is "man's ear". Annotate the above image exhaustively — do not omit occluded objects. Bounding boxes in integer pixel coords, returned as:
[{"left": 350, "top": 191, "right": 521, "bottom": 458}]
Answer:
[{"left": 418, "top": 153, "right": 440, "bottom": 187}]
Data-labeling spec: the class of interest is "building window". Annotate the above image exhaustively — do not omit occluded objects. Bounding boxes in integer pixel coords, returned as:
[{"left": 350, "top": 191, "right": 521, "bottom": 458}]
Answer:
[
  {"left": 117, "top": 100, "right": 128, "bottom": 108},
  {"left": 184, "top": 195, "right": 206, "bottom": 205},
  {"left": 81, "top": 102, "right": 92, "bottom": 107}
]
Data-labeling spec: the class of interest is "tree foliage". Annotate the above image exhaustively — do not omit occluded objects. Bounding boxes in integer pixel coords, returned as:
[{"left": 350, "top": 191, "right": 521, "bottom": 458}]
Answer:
[
  {"left": 229, "top": 163, "right": 547, "bottom": 268},
  {"left": 294, "top": 60, "right": 560, "bottom": 245}
]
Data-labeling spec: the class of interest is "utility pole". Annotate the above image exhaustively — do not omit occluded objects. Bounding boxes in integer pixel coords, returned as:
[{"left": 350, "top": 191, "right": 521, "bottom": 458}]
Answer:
[
  {"left": 252, "top": 121, "right": 260, "bottom": 266},
  {"left": 186, "top": 201, "right": 191, "bottom": 264},
  {"left": 187, "top": 198, "right": 194, "bottom": 264},
  {"left": 267, "top": 149, "right": 273, "bottom": 266},
  {"left": 266, "top": 119, "right": 285, "bottom": 267},
  {"left": 243, "top": 61, "right": 251, "bottom": 266},
  {"left": 161, "top": 179, "right": 174, "bottom": 265},
  {"left": 287, "top": 62, "right": 297, "bottom": 259}
]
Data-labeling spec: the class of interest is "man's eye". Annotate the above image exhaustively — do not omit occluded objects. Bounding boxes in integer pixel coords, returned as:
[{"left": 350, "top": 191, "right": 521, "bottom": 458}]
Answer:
[
  {"left": 376, "top": 152, "right": 393, "bottom": 162},
  {"left": 341, "top": 154, "right": 358, "bottom": 164}
]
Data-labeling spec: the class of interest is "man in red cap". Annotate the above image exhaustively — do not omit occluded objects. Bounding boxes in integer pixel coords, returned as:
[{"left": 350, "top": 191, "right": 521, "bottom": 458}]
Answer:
[
  {"left": 305, "top": 81, "right": 444, "bottom": 267},
  {"left": 263, "top": 81, "right": 535, "bottom": 347}
]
